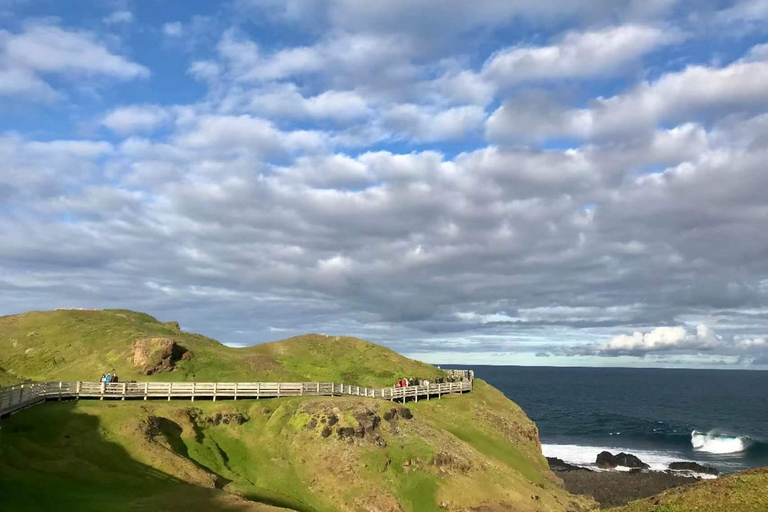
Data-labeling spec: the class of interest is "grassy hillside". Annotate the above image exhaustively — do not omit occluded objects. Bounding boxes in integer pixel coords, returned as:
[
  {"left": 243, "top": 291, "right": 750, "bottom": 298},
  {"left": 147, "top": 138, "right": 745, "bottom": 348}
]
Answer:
[
  {"left": 609, "top": 468, "right": 768, "bottom": 512},
  {"left": 0, "top": 309, "right": 594, "bottom": 512},
  {"left": 0, "top": 309, "right": 444, "bottom": 386},
  {"left": 0, "top": 382, "right": 591, "bottom": 512}
]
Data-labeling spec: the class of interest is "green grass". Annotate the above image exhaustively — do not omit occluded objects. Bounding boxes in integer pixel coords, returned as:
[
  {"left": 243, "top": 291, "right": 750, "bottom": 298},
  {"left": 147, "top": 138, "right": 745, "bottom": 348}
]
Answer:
[
  {"left": 0, "top": 308, "right": 594, "bottom": 512},
  {"left": 0, "top": 309, "right": 445, "bottom": 387},
  {"left": 609, "top": 468, "right": 768, "bottom": 512}
]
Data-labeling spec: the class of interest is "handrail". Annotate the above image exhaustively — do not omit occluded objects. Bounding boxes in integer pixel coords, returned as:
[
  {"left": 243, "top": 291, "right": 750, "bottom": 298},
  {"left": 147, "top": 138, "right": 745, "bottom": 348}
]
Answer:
[{"left": 0, "top": 375, "right": 473, "bottom": 418}]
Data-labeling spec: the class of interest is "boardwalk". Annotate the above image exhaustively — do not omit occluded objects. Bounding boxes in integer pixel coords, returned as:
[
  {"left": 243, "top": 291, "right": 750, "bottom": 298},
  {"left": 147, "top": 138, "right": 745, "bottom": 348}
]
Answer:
[{"left": 0, "top": 372, "right": 473, "bottom": 418}]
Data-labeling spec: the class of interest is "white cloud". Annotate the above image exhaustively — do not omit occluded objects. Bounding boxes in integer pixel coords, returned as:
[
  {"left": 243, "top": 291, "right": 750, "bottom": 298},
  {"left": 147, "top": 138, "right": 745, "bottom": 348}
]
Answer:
[
  {"left": 487, "top": 47, "right": 768, "bottom": 141},
  {"left": 0, "top": 67, "right": 56, "bottom": 100},
  {"left": 102, "top": 105, "right": 172, "bottom": 134},
  {"left": 235, "top": 85, "right": 371, "bottom": 121},
  {"left": 103, "top": 11, "right": 134, "bottom": 24},
  {"left": 383, "top": 104, "right": 485, "bottom": 142},
  {"left": 0, "top": 23, "right": 148, "bottom": 100},
  {"left": 718, "top": 0, "right": 768, "bottom": 23},
  {"left": 483, "top": 25, "right": 679, "bottom": 85},
  {"left": 575, "top": 324, "right": 725, "bottom": 356},
  {"left": 163, "top": 22, "right": 183, "bottom": 37},
  {"left": 3, "top": 24, "right": 149, "bottom": 78}
]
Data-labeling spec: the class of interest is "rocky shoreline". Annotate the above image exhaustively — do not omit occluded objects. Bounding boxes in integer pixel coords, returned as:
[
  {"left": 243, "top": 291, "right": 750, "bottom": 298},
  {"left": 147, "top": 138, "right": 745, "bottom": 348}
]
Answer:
[{"left": 547, "top": 451, "right": 720, "bottom": 508}]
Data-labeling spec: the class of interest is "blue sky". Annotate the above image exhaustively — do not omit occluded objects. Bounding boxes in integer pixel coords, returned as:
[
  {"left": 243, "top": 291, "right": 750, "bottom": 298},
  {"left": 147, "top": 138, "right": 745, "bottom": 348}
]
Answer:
[{"left": 1, "top": 0, "right": 768, "bottom": 368}]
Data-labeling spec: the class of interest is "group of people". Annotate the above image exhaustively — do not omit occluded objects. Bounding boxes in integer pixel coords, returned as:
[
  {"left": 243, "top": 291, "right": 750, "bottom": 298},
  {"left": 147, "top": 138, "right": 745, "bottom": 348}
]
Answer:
[
  {"left": 394, "top": 374, "right": 465, "bottom": 388},
  {"left": 100, "top": 372, "right": 119, "bottom": 383},
  {"left": 395, "top": 377, "right": 429, "bottom": 388}
]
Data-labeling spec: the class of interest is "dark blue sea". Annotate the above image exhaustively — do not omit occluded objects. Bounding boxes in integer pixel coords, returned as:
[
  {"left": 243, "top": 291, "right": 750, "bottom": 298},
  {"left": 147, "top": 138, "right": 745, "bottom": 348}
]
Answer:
[{"left": 451, "top": 366, "right": 768, "bottom": 474}]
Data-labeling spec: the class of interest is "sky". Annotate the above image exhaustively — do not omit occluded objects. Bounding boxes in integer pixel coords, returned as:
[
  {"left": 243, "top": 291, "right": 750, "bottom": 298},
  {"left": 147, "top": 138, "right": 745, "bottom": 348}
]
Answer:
[{"left": 1, "top": 0, "right": 768, "bottom": 369}]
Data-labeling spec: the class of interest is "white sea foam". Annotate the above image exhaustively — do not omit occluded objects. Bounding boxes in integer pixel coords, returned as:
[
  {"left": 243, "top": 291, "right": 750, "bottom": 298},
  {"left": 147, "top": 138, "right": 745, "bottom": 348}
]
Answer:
[
  {"left": 691, "top": 431, "right": 749, "bottom": 454},
  {"left": 541, "top": 443, "right": 717, "bottom": 479}
]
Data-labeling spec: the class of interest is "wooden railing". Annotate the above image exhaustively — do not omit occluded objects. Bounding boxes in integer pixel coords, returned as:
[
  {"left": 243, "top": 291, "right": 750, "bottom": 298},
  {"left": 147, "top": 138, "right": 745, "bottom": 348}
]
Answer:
[{"left": 0, "top": 377, "right": 472, "bottom": 418}]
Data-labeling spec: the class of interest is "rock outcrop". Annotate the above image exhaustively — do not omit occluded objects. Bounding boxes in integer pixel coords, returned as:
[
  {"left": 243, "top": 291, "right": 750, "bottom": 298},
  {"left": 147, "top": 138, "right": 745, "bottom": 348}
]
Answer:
[
  {"left": 547, "top": 457, "right": 592, "bottom": 472},
  {"left": 596, "top": 451, "right": 650, "bottom": 469},
  {"left": 668, "top": 461, "right": 719, "bottom": 475},
  {"left": 132, "top": 338, "right": 190, "bottom": 375}
]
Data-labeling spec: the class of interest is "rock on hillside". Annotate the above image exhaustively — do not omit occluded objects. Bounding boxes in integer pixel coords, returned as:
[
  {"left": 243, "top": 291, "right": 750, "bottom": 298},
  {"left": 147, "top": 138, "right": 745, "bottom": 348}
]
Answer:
[{"left": 132, "top": 337, "right": 191, "bottom": 374}]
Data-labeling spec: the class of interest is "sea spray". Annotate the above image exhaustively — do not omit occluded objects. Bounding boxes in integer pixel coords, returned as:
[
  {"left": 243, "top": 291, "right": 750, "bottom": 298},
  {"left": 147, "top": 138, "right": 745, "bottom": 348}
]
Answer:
[{"left": 691, "top": 431, "right": 750, "bottom": 454}]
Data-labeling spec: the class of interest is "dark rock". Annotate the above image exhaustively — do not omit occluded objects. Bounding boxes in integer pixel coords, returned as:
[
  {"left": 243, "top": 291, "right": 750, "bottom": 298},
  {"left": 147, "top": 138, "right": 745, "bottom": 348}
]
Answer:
[
  {"left": 337, "top": 426, "right": 355, "bottom": 439},
  {"left": 307, "top": 418, "right": 318, "bottom": 430},
  {"left": 398, "top": 407, "right": 413, "bottom": 420},
  {"left": 327, "top": 414, "right": 338, "bottom": 426},
  {"left": 596, "top": 451, "right": 649, "bottom": 469},
  {"left": 668, "top": 462, "right": 719, "bottom": 475},
  {"left": 321, "top": 426, "right": 332, "bottom": 438},
  {"left": 547, "top": 457, "right": 592, "bottom": 472}
]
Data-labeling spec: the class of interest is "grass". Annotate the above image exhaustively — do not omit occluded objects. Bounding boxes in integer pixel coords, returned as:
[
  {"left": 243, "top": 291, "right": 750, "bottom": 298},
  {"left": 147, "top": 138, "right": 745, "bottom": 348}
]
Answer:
[
  {"left": 0, "top": 309, "right": 445, "bottom": 386},
  {"left": 609, "top": 468, "right": 768, "bottom": 512},
  {"left": 0, "top": 308, "right": 595, "bottom": 512}
]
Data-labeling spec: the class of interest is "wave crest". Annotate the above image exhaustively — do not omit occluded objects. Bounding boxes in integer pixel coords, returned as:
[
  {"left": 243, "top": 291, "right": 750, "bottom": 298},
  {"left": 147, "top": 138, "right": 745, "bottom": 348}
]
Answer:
[{"left": 691, "top": 431, "right": 750, "bottom": 454}]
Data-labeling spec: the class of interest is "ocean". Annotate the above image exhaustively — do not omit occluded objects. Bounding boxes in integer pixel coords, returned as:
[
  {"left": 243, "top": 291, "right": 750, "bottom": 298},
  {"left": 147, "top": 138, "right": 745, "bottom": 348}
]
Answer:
[{"left": 451, "top": 365, "right": 768, "bottom": 474}]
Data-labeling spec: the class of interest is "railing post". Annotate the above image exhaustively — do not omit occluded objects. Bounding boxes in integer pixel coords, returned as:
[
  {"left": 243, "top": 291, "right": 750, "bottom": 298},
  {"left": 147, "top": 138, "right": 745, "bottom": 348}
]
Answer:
[
  {"left": 233, "top": 382, "right": 237, "bottom": 401},
  {"left": 167, "top": 382, "right": 172, "bottom": 401},
  {"left": 122, "top": 382, "right": 127, "bottom": 400},
  {"left": 192, "top": 382, "right": 196, "bottom": 402},
  {"left": 76, "top": 381, "right": 81, "bottom": 399},
  {"left": 100, "top": 381, "right": 105, "bottom": 400},
  {"left": 277, "top": 382, "right": 281, "bottom": 398},
  {"left": 213, "top": 382, "right": 217, "bottom": 402},
  {"left": 257, "top": 382, "right": 260, "bottom": 399},
  {"left": 58, "top": 382, "right": 62, "bottom": 401},
  {"left": 144, "top": 382, "right": 148, "bottom": 400}
]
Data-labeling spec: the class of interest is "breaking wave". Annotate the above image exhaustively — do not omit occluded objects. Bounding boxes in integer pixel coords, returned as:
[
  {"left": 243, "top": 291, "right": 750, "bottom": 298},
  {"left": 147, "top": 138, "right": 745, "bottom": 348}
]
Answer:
[{"left": 691, "top": 431, "right": 751, "bottom": 454}]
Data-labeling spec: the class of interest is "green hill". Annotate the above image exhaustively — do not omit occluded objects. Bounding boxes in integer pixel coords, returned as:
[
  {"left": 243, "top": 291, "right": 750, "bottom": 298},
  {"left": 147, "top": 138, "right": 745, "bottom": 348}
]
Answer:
[
  {"left": 0, "top": 309, "right": 593, "bottom": 512},
  {"left": 609, "top": 468, "right": 768, "bottom": 512},
  {"left": 0, "top": 309, "right": 445, "bottom": 386}
]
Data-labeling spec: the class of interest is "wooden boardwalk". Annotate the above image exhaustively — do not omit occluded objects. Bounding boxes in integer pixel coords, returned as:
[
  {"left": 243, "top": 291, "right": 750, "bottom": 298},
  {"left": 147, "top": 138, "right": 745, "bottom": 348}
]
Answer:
[{"left": 0, "top": 372, "right": 473, "bottom": 419}]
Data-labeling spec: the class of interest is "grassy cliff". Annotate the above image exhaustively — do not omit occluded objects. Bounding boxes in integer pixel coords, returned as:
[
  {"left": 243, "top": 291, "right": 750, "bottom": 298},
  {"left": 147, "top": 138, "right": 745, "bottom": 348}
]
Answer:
[{"left": 0, "top": 310, "right": 592, "bottom": 512}]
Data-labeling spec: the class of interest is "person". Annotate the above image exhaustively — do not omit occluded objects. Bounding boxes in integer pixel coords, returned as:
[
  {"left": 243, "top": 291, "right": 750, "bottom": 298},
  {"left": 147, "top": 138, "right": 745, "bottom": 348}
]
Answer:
[
  {"left": 105, "top": 372, "right": 111, "bottom": 383},
  {"left": 395, "top": 380, "right": 401, "bottom": 388},
  {"left": 113, "top": 373, "right": 119, "bottom": 383},
  {"left": 100, "top": 374, "right": 106, "bottom": 383},
  {"left": 424, "top": 379, "right": 429, "bottom": 386}
]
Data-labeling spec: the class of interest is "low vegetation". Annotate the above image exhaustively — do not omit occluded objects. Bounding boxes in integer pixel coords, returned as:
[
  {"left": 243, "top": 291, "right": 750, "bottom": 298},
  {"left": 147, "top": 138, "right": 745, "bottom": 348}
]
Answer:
[
  {"left": 0, "top": 309, "right": 592, "bottom": 512},
  {"left": 609, "top": 468, "right": 768, "bottom": 512}
]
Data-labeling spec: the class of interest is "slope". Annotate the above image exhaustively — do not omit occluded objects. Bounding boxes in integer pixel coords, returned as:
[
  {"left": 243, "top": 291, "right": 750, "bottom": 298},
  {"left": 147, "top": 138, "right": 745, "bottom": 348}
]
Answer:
[
  {"left": 0, "top": 309, "right": 444, "bottom": 386},
  {"left": 609, "top": 468, "right": 768, "bottom": 512}
]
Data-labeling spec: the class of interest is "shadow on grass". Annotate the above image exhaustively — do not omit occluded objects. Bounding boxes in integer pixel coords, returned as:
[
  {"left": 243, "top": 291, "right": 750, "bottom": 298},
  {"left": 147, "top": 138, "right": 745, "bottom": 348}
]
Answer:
[{"left": 0, "top": 402, "right": 299, "bottom": 512}]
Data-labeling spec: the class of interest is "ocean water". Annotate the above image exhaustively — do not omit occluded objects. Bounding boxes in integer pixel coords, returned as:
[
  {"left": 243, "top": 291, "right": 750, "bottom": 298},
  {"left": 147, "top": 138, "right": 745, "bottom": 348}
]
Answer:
[{"left": 452, "top": 365, "right": 768, "bottom": 474}]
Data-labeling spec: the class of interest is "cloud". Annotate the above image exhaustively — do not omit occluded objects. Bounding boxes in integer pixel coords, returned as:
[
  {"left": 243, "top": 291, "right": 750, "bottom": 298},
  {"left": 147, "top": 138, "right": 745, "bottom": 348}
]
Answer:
[
  {"left": 102, "top": 105, "right": 171, "bottom": 134},
  {"left": 487, "top": 46, "right": 768, "bottom": 141},
  {"left": 103, "top": 11, "right": 134, "bottom": 24},
  {"left": 570, "top": 324, "right": 724, "bottom": 356},
  {"left": 163, "top": 22, "right": 183, "bottom": 37},
  {"left": 483, "top": 25, "right": 680, "bottom": 85},
  {"left": 382, "top": 104, "right": 485, "bottom": 142},
  {"left": 0, "top": 23, "right": 148, "bottom": 100}
]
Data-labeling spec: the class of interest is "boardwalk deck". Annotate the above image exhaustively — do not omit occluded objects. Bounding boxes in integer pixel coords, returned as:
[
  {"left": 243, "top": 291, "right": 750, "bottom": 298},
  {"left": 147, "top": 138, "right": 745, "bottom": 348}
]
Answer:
[{"left": 0, "top": 376, "right": 473, "bottom": 418}]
